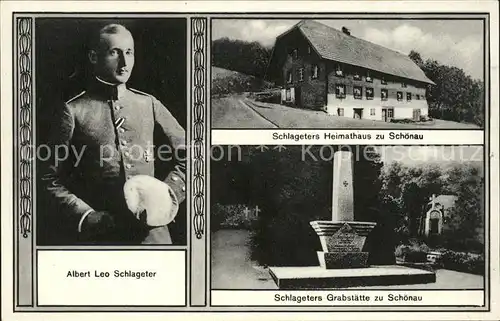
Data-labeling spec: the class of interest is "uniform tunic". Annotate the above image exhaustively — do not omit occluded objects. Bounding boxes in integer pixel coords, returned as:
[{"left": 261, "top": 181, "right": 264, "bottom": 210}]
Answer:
[{"left": 41, "top": 78, "right": 186, "bottom": 244}]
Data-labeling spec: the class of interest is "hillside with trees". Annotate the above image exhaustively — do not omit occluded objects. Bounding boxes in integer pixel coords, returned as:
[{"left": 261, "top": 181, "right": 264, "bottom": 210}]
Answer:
[
  {"left": 212, "top": 38, "right": 272, "bottom": 78},
  {"left": 212, "top": 66, "right": 273, "bottom": 96}
]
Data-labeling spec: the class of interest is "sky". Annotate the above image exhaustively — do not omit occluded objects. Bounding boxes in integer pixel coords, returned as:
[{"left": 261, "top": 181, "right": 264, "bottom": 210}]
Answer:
[
  {"left": 376, "top": 146, "right": 483, "bottom": 166},
  {"left": 212, "top": 19, "right": 485, "bottom": 80}
]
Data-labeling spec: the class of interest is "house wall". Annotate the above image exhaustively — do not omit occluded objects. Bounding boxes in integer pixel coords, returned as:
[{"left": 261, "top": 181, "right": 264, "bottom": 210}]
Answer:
[
  {"left": 326, "top": 62, "right": 429, "bottom": 120},
  {"left": 280, "top": 30, "right": 327, "bottom": 110}
]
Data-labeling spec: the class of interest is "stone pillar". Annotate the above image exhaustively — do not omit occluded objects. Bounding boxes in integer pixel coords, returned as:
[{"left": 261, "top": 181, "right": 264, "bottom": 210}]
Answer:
[
  {"left": 332, "top": 150, "right": 354, "bottom": 221},
  {"left": 310, "top": 149, "right": 377, "bottom": 269}
]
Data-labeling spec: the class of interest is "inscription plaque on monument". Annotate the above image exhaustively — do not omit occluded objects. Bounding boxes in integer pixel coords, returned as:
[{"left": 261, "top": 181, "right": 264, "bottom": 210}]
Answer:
[{"left": 329, "top": 223, "right": 364, "bottom": 253}]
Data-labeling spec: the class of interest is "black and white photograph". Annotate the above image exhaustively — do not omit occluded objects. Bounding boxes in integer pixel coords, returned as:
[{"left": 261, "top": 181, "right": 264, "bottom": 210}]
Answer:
[
  {"left": 211, "top": 19, "right": 485, "bottom": 129},
  {"left": 35, "top": 18, "right": 188, "bottom": 245},
  {"left": 211, "top": 145, "right": 485, "bottom": 289},
  {"left": 2, "top": 1, "right": 498, "bottom": 318}
]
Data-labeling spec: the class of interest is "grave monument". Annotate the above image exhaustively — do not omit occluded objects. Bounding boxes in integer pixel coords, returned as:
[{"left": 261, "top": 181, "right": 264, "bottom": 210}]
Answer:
[
  {"left": 310, "top": 150, "right": 377, "bottom": 269},
  {"left": 269, "top": 150, "right": 436, "bottom": 289}
]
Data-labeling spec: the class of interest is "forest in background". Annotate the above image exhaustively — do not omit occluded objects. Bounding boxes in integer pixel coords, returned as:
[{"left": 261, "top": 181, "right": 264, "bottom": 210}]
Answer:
[{"left": 212, "top": 38, "right": 485, "bottom": 126}]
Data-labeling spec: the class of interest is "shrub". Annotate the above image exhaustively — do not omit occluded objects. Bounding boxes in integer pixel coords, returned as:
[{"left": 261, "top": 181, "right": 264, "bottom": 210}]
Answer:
[
  {"left": 420, "top": 115, "right": 433, "bottom": 122},
  {"left": 254, "top": 90, "right": 281, "bottom": 104},
  {"left": 395, "top": 239, "right": 430, "bottom": 263},
  {"left": 404, "top": 251, "right": 428, "bottom": 263},
  {"left": 211, "top": 204, "right": 257, "bottom": 230},
  {"left": 395, "top": 239, "right": 430, "bottom": 255},
  {"left": 211, "top": 203, "right": 230, "bottom": 231},
  {"left": 390, "top": 118, "right": 415, "bottom": 124}
]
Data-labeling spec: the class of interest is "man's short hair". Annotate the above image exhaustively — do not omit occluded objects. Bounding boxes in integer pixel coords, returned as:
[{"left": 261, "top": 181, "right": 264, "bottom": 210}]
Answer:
[{"left": 88, "top": 23, "right": 132, "bottom": 51}]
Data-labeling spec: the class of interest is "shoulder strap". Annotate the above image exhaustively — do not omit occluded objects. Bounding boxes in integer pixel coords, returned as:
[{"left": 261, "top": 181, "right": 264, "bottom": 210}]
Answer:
[{"left": 65, "top": 91, "right": 86, "bottom": 104}]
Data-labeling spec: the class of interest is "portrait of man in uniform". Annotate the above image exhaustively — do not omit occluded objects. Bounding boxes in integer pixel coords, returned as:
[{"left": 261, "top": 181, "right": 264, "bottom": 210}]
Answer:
[{"left": 37, "top": 19, "right": 187, "bottom": 245}]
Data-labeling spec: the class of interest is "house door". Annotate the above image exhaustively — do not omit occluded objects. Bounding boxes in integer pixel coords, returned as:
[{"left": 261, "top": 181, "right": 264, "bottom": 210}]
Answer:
[
  {"left": 382, "top": 108, "right": 394, "bottom": 122},
  {"left": 295, "top": 87, "right": 302, "bottom": 108},
  {"left": 353, "top": 108, "right": 363, "bottom": 119},
  {"left": 429, "top": 218, "right": 439, "bottom": 235},
  {"left": 413, "top": 108, "right": 421, "bottom": 121}
]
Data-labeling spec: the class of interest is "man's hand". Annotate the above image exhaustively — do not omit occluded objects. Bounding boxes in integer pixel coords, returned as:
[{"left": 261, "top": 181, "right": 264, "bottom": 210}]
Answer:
[{"left": 80, "top": 211, "right": 115, "bottom": 241}]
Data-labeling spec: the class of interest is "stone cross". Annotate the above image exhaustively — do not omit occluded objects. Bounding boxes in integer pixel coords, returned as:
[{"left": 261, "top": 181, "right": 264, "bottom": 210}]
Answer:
[
  {"left": 429, "top": 194, "right": 436, "bottom": 209},
  {"left": 254, "top": 205, "right": 260, "bottom": 218},
  {"left": 332, "top": 150, "right": 354, "bottom": 221},
  {"left": 243, "top": 207, "right": 250, "bottom": 220}
]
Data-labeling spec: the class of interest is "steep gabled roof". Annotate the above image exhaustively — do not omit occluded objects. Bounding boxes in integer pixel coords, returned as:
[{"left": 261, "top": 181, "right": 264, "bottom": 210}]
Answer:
[{"left": 278, "top": 20, "right": 434, "bottom": 85}]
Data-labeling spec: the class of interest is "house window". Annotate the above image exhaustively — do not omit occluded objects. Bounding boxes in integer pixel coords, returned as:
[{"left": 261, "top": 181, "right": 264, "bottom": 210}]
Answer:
[
  {"left": 416, "top": 94, "right": 420, "bottom": 100},
  {"left": 381, "top": 89, "right": 388, "bottom": 101},
  {"left": 353, "top": 86, "right": 362, "bottom": 99},
  {"left": 292, "top": 49, "right": 298, "bottom": 59},
  {"left": 298, "top": 68, "right": 304, "bottom": 81},
  {"left": 397, "top": 91, "right": 403, "bottom": 101},
  {"left": 381, "top": 76, "right": 387, "bottom": 85},
  {"left": 370, "top": 108, "right": 375, "bottom": 116},
  {"left": 366, "top": 71, "right": 373, "bottom": 83},
  {"left": 387, "top": 108, "right": 394, "bottom": 118},
  {"left": 335, "top": 84, "right": 346, "bottom": 98},
  {"left": 353, "top": 72, "right": 361, "bottom": 81},
  {"left": 312, "top": 65, "right": 319, "bottom": 79},
  {"left": 335, "top": 64, "right": 344, "bottom": 77},
  {"left": 286, "top": 89, "right": 291, "bottom": 101},
  {"left": 366, "top": 87, "right": 374, "bottom": 100},
  {"left": 407, "top": 92, "right": 412, "bottom": 101},
  {"left": 338, "top": 108, "right": 344, "bottom": 116},
  {"left": 287, "top": 71, "right": 292, "bottom": 84},
  {"left": 402, "top": 82, "right": 407, "bottom": 88},
  {"left": 308, "top": 46, "right": 311, "bottom": 54}
]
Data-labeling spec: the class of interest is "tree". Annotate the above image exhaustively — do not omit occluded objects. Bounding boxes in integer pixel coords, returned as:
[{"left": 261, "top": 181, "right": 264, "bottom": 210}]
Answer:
[
  {"left": 441, "top": 163, "right": 484, "bottom": 252},
  {"left": 212, "top": 38, "right": 272, "bottom": 78},
  {"left": 379, "top": 159, "right": 484, "bottom": 252},
  {"left": 409, "top": 50, "right": 424, "bottom": 67},
  {"left": 379, "top": 162, "right": 444, "bottom": 239}
]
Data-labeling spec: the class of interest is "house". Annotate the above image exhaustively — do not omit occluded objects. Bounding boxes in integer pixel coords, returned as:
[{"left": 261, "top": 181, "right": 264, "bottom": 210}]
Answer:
[{"left": 266, "top": 20, "right": 435, "bottom": 122}]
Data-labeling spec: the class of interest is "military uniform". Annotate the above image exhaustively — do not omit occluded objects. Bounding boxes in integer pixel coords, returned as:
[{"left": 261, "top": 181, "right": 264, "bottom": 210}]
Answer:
[{"left": 42, "top": 77, "right": 186, "bottom": 244}]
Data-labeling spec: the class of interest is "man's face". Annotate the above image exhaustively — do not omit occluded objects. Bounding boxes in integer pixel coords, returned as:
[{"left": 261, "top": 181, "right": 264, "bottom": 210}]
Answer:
[{"left": 92, "top": 30, "right": 135, "bottom": 84}]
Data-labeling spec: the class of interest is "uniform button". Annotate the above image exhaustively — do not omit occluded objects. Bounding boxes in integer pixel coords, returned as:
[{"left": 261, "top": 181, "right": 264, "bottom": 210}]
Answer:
[
  {"left": 124, "top": 151, "right": 130, "bottom": 157},
  {"left": 125, "top": 164, "right": 132, "bottom": 169},
  {"left": 126, "top": 175, "right": 132, "bottom": 180},
  {"left": 172, "top": 176, "right": 179, "bottom": 181},
  {"left": 115, "top": 105, "right": 121, "bottom": 111},
  {"left": 121, "top": 139, "right": 127, "bottom": 145},
  {"left": 118, "top": 128, "right": 125, "bottom": 133},
  {"left": 182, "top": 186, "right": 186, "bottom": 192}
]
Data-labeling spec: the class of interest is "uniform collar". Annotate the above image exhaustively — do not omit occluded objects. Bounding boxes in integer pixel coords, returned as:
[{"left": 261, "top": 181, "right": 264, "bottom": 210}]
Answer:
[{"left": 88, "top": 77, "right": 128, "bottom": 100}]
